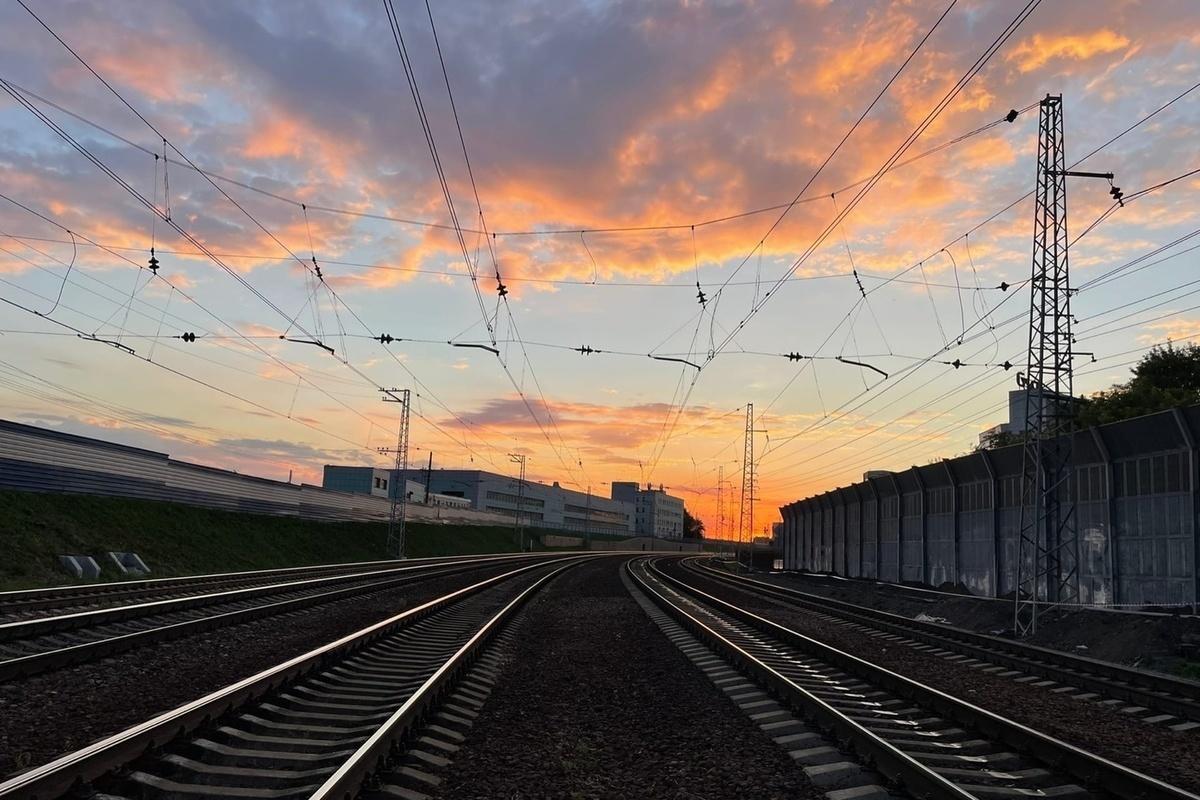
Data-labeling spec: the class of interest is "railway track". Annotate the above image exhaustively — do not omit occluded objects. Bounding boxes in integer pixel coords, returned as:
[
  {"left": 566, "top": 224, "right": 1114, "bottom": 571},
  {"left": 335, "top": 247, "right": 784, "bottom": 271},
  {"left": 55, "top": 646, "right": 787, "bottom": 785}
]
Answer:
[
  {"left": 0, "top": 553, "right": 550, "bottom": 621},
  {"left": 681, "top": 557, "right": 1200, "bottom": 732},
  {"left": 0, "top": 553, "right": 590, "bottom": 800},
  {"left": 0, "top": 553, "right": 545, "bottom": 681},
  {"left": 629, "top": 556, "right": 1199, "bottom": 800}
]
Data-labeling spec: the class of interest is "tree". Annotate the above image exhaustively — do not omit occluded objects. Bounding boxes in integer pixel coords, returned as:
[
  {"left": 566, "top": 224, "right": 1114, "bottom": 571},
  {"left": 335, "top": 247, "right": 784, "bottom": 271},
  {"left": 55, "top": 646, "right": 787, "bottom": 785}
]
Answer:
[
  {"left": 975, "top": 428, "right": 1024, "bottom": 451},
  {"left": 682, "top": 510, "right": 705, "bottom": 539},
  {"left": 1077, "top": 342, "right": 1200, "bottom": 427}
]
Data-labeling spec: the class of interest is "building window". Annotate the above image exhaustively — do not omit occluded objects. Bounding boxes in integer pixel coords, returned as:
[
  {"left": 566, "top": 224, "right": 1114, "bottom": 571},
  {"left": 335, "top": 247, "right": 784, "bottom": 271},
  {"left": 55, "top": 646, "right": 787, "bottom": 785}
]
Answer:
[{"left": 485, "top": 490, "right": 545, "bottom": 508}]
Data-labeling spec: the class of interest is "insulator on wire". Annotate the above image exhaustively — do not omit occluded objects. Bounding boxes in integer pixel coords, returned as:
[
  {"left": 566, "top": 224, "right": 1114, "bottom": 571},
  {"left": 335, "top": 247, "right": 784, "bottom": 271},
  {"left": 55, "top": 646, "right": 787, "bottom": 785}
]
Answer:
[
  {"left": 1001, "top": 360, "right": 1013, "bottom": 371},
  {"left": 785, "top": 352, "right": 805, "bottom": 362},
  {"left": 497, "top": 280, "right": 508, "bottom": 298},
  {"left": 998, "top": 281, "right": 1010, "bottom": 291},
  {"left": 951, "top": 359, "right": 963, "bottom": 369},
  {"left": 1004, "top": 108, "right": 1019, "bottom": 123},
  {"left": 852, "top": 270, "right": 866, "bottom": 298},
  {"left": 180, "top": 332, "right": 196, "bottom": 342},
  {"left": 377, "top": 334, "right": 394, "bottom": 344},
  {"left": 148, "top": 247, "right": 159, "bottom": 274},
  {"left": 312, "top": 256, "right": 323, "bottom": 280},
  {"left": 696, "top": 282, "right": 707, "bottom": 306},
  {"left": 575, "top": 345, "right": 595, "bottom": 355}
]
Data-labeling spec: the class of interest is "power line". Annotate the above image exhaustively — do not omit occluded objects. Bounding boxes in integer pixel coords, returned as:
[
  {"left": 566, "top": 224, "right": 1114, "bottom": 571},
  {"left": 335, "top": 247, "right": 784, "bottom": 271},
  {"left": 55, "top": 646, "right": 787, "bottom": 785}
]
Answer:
[
  {"left": 7, "top": 6, "right": 521, "bottom": 472},
  {"left": 0, "top": 76, "right": 1035, "bottom": 241},
  {"left": 640, "top": 0, "right": 965, "bottom": 481},
  {"left": 692, "top": 77, "right": 1200, "bottom": 486},
  {"left": 380, "top": 0, "right": 494, "bottom": 343}
]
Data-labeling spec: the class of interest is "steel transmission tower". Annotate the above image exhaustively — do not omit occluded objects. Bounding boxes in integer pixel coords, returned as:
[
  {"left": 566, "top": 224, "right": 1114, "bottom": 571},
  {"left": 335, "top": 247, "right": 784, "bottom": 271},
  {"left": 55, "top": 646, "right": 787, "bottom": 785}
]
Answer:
[
  {"left": 715, "top": 466, "right": 725, "bottom": 542},
  {"left": 1014, "top": 95, "right": 1116, "bottom": 636},
  {"left": 381, "top": 388, "right": 411, "bottom": 559},
  {"left": 738, "top": 404, "right": 762, "bottom": 570}
]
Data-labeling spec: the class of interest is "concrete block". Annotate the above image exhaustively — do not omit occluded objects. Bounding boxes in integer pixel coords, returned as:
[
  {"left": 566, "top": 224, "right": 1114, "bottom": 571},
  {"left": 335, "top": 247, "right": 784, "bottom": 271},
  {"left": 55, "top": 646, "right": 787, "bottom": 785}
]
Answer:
[
  {"left": 108, "top": 551, "right": 150, "bottom": 575},
  {"left": 803, "top": 761, "right": 868, "bottom": 788},
  {"left": 825, "top": 785, "right": 894, "bottom": 800},
  {"left": 58, "top": 554, "right": 101, "bottom": 579},
  {"left": 789, "top": 745, "right": 842, "bottom": 765}
]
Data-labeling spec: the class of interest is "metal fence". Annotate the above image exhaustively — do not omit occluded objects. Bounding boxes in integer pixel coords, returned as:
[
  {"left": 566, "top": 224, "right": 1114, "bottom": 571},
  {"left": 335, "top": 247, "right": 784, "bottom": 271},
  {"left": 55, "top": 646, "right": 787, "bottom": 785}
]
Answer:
[
  {"left": 0, "top": 419, "right": 508, "bottom": 526},
  {"left": 779, "top": 406, "right": 1200, "bottom": 608}
]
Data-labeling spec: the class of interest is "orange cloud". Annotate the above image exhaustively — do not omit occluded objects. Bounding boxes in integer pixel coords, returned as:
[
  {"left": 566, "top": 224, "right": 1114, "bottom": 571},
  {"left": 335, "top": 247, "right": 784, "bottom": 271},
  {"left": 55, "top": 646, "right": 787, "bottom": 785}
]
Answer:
[{"left": 1007, "top": 30, "right": 1131, "bottom": 73}]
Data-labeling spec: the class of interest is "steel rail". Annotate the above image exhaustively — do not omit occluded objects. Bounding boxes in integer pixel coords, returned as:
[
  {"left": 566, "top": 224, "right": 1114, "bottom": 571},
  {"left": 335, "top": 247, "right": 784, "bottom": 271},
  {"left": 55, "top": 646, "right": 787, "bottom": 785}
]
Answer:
[
  {"left": 627, "top": 557, "right": 976, "bottom": 800},
  {"left": 0, "top": 551, "right": 554, "bottom": 615},
  {"left": 686, "top": 558, "right": 1200, "bottom": 724},
  {"left": 308, "top": 556, "right": 582, "bottom": 800},
  {"left": 639, "top": 557, "right": 1200, "bottom": 800},
  {"left": 0, "top": 553, "right": 543, "bottom": 640},
  {"left": 0, "top": 554, "right": 592, "bottom": 800},
  {"left": 0, "top": 553, "right": 539, "bottom": 681}
]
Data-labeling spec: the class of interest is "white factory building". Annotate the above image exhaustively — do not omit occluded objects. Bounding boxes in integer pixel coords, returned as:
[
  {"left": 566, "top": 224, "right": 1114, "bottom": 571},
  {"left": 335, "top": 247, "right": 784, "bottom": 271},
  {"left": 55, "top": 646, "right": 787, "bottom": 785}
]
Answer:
[
  {"left": 611, "top": 482, "right": 686, "bottom": 540},
  {"left": 423, "top": 469, "right": 636, "bottom": 535},
  {"left": 322, "top": 467, "right": 689, "bottom": 539}
]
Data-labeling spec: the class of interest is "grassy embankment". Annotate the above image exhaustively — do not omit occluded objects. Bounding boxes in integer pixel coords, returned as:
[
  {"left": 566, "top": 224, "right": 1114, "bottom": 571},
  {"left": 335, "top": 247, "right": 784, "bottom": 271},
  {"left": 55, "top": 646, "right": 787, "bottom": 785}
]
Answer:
[{"left": 0, "top": 489, "right": 622, "bottom": 591}]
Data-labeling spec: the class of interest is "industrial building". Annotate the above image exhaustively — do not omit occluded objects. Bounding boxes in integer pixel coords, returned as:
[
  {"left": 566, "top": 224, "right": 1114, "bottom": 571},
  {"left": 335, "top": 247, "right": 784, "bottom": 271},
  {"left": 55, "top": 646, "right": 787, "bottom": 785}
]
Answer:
[
  {"left": 323, "top": 467, "right": 636, "bottom": 535},
  {"left": 321, "top": 466, "right": 471, "bottom": 509},
  {"left": 611, "top": 482, "right": 686, "bottom": 540},
  {"left": 0, "top": 419, "right": 501, "bottom": 525},
  {"left": 426, "top": 470, "right": 634, "bottom": 535},
  {"left": 978, "top": 388, "right": 1077, "bottom": 447}
]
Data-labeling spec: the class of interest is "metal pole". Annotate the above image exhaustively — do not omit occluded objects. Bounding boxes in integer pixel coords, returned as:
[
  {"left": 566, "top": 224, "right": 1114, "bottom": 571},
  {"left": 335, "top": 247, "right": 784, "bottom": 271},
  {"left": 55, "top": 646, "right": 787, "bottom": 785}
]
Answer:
[
  {"left": 424, "top": 451, "right": 433, "bottom": 504},
  {"left": 380, "top": 388, "right": 411, "bottom": 559},
  {"left": 509, "top": 453, "right": 527, "bottom": 551},
  {"left": 584, "top": 485, "right": 592, "bottom": 549}
]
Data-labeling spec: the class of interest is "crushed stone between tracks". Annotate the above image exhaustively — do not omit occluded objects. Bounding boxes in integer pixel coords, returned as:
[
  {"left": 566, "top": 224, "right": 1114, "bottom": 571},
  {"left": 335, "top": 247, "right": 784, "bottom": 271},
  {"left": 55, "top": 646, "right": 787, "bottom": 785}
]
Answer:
[{"left": 436, "top": 557, "right": 820, "bottom": 800}]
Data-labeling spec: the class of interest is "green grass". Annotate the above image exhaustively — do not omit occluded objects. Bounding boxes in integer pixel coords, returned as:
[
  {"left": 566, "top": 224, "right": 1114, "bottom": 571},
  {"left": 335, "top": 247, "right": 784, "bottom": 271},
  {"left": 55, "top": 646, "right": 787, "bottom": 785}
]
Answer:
[{"left": 0, "top": 489, "right": 600, "bottom": 591}]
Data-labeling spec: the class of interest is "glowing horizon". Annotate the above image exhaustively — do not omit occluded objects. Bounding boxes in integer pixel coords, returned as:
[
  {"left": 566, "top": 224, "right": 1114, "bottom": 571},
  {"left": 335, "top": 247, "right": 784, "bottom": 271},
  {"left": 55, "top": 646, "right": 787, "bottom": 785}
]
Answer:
[{"left": 2, "top": 1, "right": 1199, "bottom": 538}]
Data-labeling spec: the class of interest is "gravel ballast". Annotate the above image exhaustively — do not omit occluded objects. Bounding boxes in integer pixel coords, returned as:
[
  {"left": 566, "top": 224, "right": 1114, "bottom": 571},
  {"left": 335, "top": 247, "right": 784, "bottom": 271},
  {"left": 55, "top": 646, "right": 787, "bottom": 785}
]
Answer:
[
  {"left": 671, "top": 562, "right": 1200, "bottom": 794},
  {"left": 749, "top": 567, "right": 1200, "bottom": 670},
  {"left": 0, "top": 561, "right": 521, "bottom": 777},
  {"left": 436, "top": 556, "right": 819, "bottom": 800}
]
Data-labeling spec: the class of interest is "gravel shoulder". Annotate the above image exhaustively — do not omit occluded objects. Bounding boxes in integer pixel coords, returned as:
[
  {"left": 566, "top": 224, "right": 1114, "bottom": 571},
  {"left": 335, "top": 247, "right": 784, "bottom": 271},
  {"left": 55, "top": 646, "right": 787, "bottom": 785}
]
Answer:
[
  {"left": 674, "top": 562, "right": 1200, "bottom": 794},
  {"left": 749, "top": 566, "right": 1200, "bottom": 671},
  {"left": 436, "top": 556, "right": 819, "bottom": 800},
  {"left": 0, "top": 562, "right": 516, "bottom": 777}
]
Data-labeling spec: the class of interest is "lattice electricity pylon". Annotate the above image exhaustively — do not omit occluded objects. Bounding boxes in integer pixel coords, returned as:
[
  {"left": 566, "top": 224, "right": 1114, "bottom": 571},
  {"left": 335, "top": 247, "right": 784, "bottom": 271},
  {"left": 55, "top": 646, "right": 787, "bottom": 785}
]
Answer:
[
  {"left": 715, "top": 465, "right": 725, "bottom": 542},
  {"left": 380, "top": 387, "right": 411, "bottom": 559},
  {"left": 1014, "top": 96, "right": 1115, "bottom": 637},
  {"left": 508, "top": 453, "right": 528, "bottom": 551},
  {"left": 738, "top": 404, "right": 765, "bottom": 569}
]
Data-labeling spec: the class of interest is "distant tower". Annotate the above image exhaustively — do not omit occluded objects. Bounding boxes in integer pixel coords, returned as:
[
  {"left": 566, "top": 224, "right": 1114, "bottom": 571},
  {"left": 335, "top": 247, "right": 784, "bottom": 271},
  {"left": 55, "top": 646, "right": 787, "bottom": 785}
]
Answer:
[
  {"left": 715, "top": 465, "right": 725, "bottom": 541},
  {"left": 738, "top": 404, "right": 757, "bottom": 568}
]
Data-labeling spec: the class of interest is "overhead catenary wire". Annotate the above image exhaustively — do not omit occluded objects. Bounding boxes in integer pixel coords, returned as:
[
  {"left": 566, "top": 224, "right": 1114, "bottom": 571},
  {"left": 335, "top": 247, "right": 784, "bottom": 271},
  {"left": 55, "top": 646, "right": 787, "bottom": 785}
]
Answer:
[
  {"left": 407, "top": 0, "right": 593, "bottom": 486},
  {"left": 680, "top": 72, "right": 1200, "bottom": 487},
  {"left": 640, "top": 0, "right": 964, "bottom": 482},
  {"left": 761, "top": 209, "right": 1200, "bottom": 486},
  {"left": 0, "top": 75, "right": 1037, "bottom": 243},
  {"left": 8, "top": 4, "right": 522, "bottom": 472}
]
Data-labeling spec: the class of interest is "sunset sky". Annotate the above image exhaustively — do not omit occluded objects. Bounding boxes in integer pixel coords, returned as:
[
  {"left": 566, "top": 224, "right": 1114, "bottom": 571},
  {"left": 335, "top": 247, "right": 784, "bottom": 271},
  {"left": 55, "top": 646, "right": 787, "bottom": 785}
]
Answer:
[{"left": 1, "top": 0, "right": 1199, "bottom": 538}]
